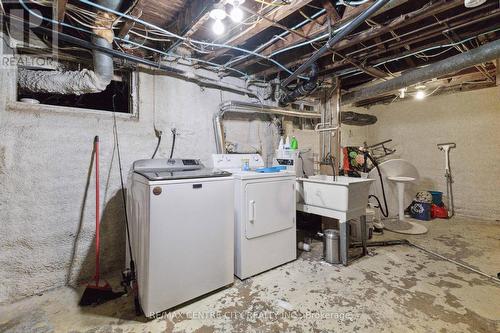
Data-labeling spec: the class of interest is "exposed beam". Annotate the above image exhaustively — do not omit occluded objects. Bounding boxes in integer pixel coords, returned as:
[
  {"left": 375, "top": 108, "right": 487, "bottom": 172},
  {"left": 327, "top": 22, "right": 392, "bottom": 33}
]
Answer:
[
  {"left": 234, "top": 2, "right": 370, "bottom": 72},
  {"left": 342, "top": 39, "right": 500, "bottom": 104},
  {"left": 166, "top": 0, "right": 217, "bottom": 52},
  {"left": 281, "top": 0, "right": 392, "bottom": 87},
  {"left": 249, "top": 0, "right": 466, "bottom": 78},
  {"left": 334, "top": 52, "right": 387, "bottom": 79},
  {"left": 240, "top": 5, "right": 307, "bottom": 40},
  {"left": 206, "top": 0, "right": 313, "bottom": 60},
  {"left": 56, "top": 0, "right": 68, "bottom": 22},
  {"left": 321, "top": 0, "right": 341, "bottom": 22},
  {"left": 118, "top": 0, "right": 147, "bottom": 38}
]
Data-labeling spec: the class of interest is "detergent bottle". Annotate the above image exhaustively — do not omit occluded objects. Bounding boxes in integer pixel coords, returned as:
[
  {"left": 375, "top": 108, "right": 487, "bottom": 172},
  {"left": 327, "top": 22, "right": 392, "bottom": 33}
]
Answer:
[
  {"left": 284, "top": 136, "right": 291, "bottom": 149},
  {"left": 290, "top": 136, "right": 298, "bottom": 150},
  {"left": 278, "top": 136, "right": 284, "bottom": 150}
]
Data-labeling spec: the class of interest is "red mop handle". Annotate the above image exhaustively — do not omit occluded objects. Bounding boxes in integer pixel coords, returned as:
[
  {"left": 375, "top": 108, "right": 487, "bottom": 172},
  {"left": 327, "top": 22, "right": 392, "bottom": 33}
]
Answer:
[{"left": 94, "top": 136, "right": 100, "bottom": 285}]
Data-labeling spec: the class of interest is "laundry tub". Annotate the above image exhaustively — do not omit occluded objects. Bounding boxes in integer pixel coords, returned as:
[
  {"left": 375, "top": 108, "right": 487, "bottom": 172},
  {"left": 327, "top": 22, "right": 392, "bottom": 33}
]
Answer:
[{"left": 298, "top": 175, "right": 374, "bottom": 212}]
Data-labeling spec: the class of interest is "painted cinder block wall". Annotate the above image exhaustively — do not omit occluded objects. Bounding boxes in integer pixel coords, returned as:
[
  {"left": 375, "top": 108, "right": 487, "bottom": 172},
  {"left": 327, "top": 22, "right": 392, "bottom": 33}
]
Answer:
[
  {"left": 344, "top": 86, "right": 500, "bottom": 220},
  {"left": 0, "top": 61, "right": 319, "bottom": 304}
]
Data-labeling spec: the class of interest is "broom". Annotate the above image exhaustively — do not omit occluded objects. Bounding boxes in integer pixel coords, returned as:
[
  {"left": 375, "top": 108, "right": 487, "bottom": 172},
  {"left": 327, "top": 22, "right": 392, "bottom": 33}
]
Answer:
[{"left": 79, "top": 136, "right": 124, "bottom": 306}]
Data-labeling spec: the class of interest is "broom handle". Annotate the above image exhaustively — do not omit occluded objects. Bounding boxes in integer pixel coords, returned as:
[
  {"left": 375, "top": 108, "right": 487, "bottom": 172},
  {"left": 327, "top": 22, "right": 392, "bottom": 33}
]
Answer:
[{"left": 94, "top": 136, "right": 100, "bottom": 286}]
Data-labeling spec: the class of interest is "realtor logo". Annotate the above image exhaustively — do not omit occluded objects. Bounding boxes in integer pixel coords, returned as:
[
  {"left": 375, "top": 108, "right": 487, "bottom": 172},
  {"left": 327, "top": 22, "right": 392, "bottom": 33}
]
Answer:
[{"left": 1, "top": 1, "right": 60, "bottom": 68}]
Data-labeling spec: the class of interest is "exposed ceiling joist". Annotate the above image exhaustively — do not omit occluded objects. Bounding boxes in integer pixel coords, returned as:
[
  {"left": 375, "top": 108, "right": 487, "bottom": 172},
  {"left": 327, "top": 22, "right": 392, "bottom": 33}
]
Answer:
[
  {"left": 55, "top": 0, "right": 67, "bottom": 22},
  {"left": 166, "top": 0, "right": 217, "bottom": 52},
  {"left": 206, "top": 0, "right": 313, "bottom": 61},
  {"left": 233, "top": 1, "right": 374, "bottom": 71},
  {"left": 118, "top": 0, "right": 147, "bottom": 38},
  {"left": 250, "top": 0, "right": 465, "bottom": 78},
  {"left": 240, "top": 6, "right": 307, "bottom": 40},
  {"left": 321, "top": 0, "right": 341, "bottom": 22},
  {"left": 334, "top": 52, "right": 387, "bottom": 79}
]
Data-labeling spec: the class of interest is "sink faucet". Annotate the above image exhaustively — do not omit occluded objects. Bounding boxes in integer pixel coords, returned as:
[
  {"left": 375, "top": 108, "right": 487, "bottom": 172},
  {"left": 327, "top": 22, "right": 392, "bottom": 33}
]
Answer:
[{"left": 324, "top": 153, "right": 337, "bottom": 182}]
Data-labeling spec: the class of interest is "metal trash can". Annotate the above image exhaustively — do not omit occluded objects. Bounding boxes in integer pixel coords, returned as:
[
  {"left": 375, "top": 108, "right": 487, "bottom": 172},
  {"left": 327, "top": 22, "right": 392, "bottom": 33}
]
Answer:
[{"left": 323, "top": 229, "right": 340, "bottom": 264}]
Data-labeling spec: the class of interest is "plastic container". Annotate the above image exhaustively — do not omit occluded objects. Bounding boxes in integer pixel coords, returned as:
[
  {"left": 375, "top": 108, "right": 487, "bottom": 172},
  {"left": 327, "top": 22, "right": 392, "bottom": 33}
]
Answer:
[
  {"left": 410, "top": 201, "right": 431, "bottom": 221},
  {"left": 241, "top": 159, "right": 250, "bottom": 171},
  {"left": 278, "top": 137, "right": 284, "bottom": 150},
  {"left": 429, "top": 191, "right": 443, "bottom": 205},
  {"left": 431, "top": 203, "right": 448, "bottom": 219},
  {"left": 284, "top": 136, "right": 290, "bottom": 149},
  {"left": 290, "top": 136, "right": 298, "bottom": 150}
]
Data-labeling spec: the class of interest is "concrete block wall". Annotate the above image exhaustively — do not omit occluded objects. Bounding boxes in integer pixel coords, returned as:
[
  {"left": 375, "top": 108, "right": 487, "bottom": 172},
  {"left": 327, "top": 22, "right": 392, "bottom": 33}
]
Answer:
[
  {"left": 346, "top": 87, "right": 500, "bottom": 221},
  {"left": 0, "top": 62, "right": 318, "bottom": 304}
]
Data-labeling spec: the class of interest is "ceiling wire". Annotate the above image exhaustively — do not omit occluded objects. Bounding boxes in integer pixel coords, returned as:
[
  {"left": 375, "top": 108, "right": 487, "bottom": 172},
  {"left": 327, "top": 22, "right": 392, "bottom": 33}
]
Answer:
[{"left": 12, "top": 0, "right": 500, "bottom": 85}]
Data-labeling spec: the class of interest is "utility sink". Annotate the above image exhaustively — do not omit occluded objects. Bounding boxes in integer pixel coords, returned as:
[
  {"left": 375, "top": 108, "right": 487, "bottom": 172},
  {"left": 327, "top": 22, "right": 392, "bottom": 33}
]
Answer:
[{"left": 297, "top": 175, "right": 375, "bottom": 212}]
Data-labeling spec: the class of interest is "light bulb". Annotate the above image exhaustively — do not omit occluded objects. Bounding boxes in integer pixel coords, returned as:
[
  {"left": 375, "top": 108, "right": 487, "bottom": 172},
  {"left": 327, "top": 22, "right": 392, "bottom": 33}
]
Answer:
[
  {"left": 209, "top": 4, "right": 227, "bottom": 21},
  {"left": 213, "top": 19, "right": 225, "bottom": 35},
  {"left": 415, "top": 90, "right": 426, "bottom": 100},
  {"left": 464, "top": 0, "right": 486, "bottom": 8},
  {"left": 230, "top": 6, "right": 244, "bottom": 22}
]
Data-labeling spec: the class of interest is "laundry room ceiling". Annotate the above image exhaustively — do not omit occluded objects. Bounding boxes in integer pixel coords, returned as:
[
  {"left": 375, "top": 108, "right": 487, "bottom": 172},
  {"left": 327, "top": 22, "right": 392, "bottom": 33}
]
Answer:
[{"left": 4, "top": 0, "right": 500, "bottom": 105}]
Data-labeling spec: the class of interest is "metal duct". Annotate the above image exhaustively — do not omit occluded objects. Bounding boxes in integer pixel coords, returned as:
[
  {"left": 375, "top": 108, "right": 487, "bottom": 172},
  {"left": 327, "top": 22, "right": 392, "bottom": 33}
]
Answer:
[
  {"left": 18, "top": 0, "right": 122, "bottom": 95},
  {"left": 279, "top": 63, "right": 319, "bottom": 107},
  {"left": 342, "top": 38, "right": 500, "bottom": 105},
  {"left": 11, "top": 15, "right": 262, "bottom": 99},
  {"left": 280, "top": 0, "right": 391, "bottom": 88},
  {"left": 214, "top": 101, "right": 321, "bottom": 153}
]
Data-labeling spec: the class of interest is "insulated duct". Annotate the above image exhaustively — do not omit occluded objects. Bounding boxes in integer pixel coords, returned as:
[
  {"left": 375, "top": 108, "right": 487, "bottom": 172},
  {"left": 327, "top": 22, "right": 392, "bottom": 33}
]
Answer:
[
  {"left": 279, "top": 63, "right": 318, "bottom": 107},
  {"left": 214, "top": 101, "right": 322, "bottom": 153},
  {"left": 9, "top": 16, "right": 263, "bottom": 99},
  {"left": 18, "top": 0, "right": 122, "bottom": 95},
  {"left": 342, "top": 38, "right": 500, "bottom": 104}
]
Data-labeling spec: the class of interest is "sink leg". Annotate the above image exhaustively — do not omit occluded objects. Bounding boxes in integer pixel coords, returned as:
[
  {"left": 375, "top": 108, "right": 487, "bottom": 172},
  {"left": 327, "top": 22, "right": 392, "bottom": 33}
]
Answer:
[
  {"left": 360, "top": 215, "right": 367, "bottom": 256},
  {"left": 340, "top": 220, "right": 349, "bottom": 266}
]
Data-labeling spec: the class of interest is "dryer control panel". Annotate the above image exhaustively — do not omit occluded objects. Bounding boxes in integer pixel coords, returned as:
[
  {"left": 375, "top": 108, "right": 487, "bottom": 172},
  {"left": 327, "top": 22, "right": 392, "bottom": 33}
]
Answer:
[{"left": 212, "top": 154, "right": 264, "bottom": 170}]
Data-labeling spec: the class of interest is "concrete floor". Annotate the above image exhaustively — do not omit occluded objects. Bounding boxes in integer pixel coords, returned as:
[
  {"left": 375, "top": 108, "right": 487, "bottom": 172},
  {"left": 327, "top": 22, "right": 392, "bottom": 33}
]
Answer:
[{"left": 1, "top": 216, "right": 499, "bottom": 333}]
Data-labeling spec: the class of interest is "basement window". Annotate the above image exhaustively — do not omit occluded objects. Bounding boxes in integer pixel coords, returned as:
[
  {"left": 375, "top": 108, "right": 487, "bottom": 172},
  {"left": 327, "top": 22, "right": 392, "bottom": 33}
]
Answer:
[{"left": 17, "top": 69, "right": 135, "bottom": 114}]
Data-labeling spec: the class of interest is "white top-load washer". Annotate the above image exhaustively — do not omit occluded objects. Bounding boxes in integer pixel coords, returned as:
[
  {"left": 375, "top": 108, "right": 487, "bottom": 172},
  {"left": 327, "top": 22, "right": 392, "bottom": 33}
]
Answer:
[
  {"left": 212, "top": 154, "right": 296, "bottom": 279},
  {"left": 127, "top": 158, "right": 234, "bottom": 317}
]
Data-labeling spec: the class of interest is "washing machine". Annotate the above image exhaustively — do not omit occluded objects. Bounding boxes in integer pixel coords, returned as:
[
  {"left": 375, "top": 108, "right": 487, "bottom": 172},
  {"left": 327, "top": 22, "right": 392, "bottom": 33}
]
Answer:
[
  {"left": 212, "top": 154, "right": 296, "bottom": 279},
  {"left": 127, "top": 158, "right": 234, "bottom": 317}
]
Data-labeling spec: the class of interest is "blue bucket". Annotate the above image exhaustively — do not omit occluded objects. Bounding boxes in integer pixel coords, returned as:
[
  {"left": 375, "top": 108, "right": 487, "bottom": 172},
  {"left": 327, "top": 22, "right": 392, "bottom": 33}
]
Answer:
[
  {"left": 429, "top": 191, "right": 443, "bottom": 205},
  {"left": 410, "top": 201, "right": 431, "bottom": 221}
]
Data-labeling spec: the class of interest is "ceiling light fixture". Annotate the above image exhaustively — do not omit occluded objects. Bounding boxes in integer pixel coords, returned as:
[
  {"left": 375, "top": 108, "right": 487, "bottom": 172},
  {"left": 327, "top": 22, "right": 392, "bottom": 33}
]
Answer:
[
  {"left": 230, "top": 6, "right": 244, "bottom": 22},
  {"left": 212, "top": 19, "right": 225, "bottom": 35},
  {"left": 209, "top": 4, "right": 227, "bottom": 21},
  {"left": 415, "top": 90, "right": 426, "bottom": 100},
  {"left": 229, "top": 0, "right": 245, "bottom": 23},
  {"left": 210, "top": 4, "right": 227, "bottom": 36},
  {"left": 464, "top": 0, "right": 487, "bottom": 8}
]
